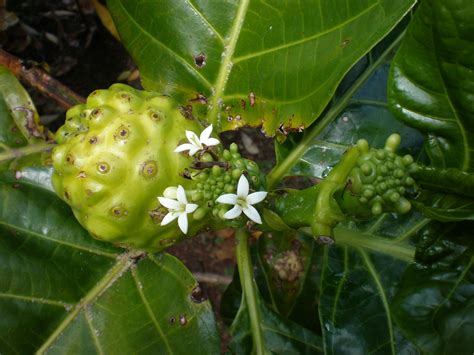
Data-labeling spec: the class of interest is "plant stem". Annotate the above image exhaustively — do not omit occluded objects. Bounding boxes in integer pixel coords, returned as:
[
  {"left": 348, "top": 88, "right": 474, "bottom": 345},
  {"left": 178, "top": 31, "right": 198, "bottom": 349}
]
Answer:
[
  {"left": 266, "top": 31, "right": 406, "bottom": 190},
  {"left": 0, "top": 142, "right": 54, "bottom": 163},
  {"left": 236, "top": 229, "right": 266, "bottom": 355}
]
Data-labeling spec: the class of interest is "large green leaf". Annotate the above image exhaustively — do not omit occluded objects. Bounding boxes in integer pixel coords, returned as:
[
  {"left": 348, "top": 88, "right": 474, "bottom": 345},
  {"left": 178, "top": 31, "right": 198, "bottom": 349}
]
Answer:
[
  {"left": 108, "top": 0, "right": 415, "bottom": 135},
  {"left": 0, "top": 170, "right": 219, "bottom": 353},
  {"left": 392, "top": 222, "right": 474, "bottom": 355},
  {"left": 388, "top": 0, "right": 474, "bottom": 171},
  {"left": 319, "top": 216, "right": 421, "bottom": 355},
  {"left": 0, "top": 65, "right": 52, "bottom": 170},
  {"left": 0, "top": 65, "right": 47, "bottom": 145},
  {"left": 278, "top": 64, "right": 424, "bottom": 179}
]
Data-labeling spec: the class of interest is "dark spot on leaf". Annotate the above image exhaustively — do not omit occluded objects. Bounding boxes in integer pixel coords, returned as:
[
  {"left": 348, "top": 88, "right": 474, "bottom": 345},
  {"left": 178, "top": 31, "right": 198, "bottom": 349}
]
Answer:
[
  {"left": 240, "top": 99, "right": 247, "bottom": 110},
  {"left": 169, "top": 316, "right": 176, "bottom": 325},
  {"left": 189, "top": 94, "right": 207, "bottom": 105},
  {"left": 190, "top": 284, "right": 208, "bottom": 303},
  {"left": 14, "top": 107, "right": 42, "bottom": 138},
  {"left": 193, "top": 53, "right": 207, "bottom": 68},
  {"left": 89, "top": 136, "right": 98, "bottom": 144},
  {"left": 179, "top": 105, "right": 194, "bottom": 120},
  {"left": 340, "top": 38, "right": 351, "bottom": 48}
]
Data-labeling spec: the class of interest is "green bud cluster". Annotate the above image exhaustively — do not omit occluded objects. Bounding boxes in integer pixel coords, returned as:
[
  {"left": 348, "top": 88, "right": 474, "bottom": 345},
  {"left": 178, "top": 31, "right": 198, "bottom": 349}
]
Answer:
[
  {"left": 348, "top": 134, "right": 418, "bottom": 216},
  {"left": 188, "top": 142, "right": 263, "bottom": 220}
]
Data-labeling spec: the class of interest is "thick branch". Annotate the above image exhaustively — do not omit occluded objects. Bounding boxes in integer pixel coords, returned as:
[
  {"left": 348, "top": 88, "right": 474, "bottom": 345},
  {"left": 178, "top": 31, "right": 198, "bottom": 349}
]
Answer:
[{"left": 0, "top": 49, "right": 85, "bottom": 109}]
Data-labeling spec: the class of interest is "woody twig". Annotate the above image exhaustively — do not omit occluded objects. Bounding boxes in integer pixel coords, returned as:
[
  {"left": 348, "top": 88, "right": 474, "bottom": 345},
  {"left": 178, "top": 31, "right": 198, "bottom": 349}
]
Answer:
[{"left": 0, "top": 48, "right": 85, "bottom": 109}]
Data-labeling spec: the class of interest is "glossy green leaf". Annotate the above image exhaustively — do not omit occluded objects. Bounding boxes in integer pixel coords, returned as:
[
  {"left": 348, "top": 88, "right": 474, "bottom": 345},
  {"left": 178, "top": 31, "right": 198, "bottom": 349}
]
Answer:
[
  {"left": 230, "top": 294, "right": 323, "bottom": 354},
  {"left": 411, "top": 197, "right": 474, "bottom": 222},
  {"left": 392, "top": 222, "right": 474, "bottom": 354},
  {"left": 318, "top": 215, "right": 422, "bottom": 355},
  {"left": 0, "top": 65, "right": 45, "bottom": 145},
  {"left": 388, "top": 0, "right": 474, "bottom": 171},
  {"left": 0, "top": 171, "right": 219, "bottom": 353},
  {"left": 0, "top": 65, "right": 52, "bottom": 170},
  {"left": 279, "top": 64, "right": 424, "bottom": 179},
  {"left": 108, "top": 0, "right": 415, "bottom": 135}
]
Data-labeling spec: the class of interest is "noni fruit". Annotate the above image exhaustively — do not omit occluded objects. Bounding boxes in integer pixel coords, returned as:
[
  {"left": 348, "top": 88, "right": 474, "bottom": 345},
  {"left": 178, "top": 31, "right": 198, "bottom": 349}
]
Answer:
[{"left": 52, "top": 84, "right": 210, "bottom": 251}]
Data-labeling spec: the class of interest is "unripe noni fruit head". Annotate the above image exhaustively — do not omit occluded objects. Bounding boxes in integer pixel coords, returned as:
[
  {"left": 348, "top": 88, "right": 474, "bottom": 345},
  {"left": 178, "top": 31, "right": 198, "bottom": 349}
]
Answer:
[
  {"left": 52, "top": 84, "right": 209, "bottom": 251},
  {"left": 347, "top": 134, "right": 418, "bottom": 217}
]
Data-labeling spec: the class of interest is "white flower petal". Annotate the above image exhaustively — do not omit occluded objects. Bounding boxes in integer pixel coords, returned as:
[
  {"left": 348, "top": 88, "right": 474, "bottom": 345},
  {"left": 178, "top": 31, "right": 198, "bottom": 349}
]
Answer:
[
  {"left": 246, "top": 191, "right": 267, "bottom": 205},
  {"left": 163, "top": 186, "right": 178, "bottom": 199},
  {"left": 188, "top": 147, "right": 200, "bottom": 156},
  {"left": 161, "top": 211, "right": 179, "bottom": 226},
  {"left": 185, "top": 130, "right": 200, "bottom": 146},
  {"left": 216, "top": 194, "right": 238, "bottom": 205},
  {"left": 186, "top": 203, "right": 198, "bottom": 213},
  {"left": 242, "top": 205, "right": 262, "bottom": 224},
  {"left": 158, "top": 197, "right": 180, "bottom": 210},
  {"left": 178, "top": 212, "right": 189, "bottom": 234},
  {"left": 176, "top": 185, "right": 188, "bottom": 204},
  {"left": 174, "top": 143, "right": 194, "bottom": 153},
  {"left": 223, "top": 205, "right": 242, "bottom": 219},
  {"left": 203, "top": 137, "right": 220, "bottom": 147},
  {"left": 237, "top": 175, "right": 249, "bottom": 198},
  {"left": 200, "top": 124, "right": 213, "bottom": 142}
]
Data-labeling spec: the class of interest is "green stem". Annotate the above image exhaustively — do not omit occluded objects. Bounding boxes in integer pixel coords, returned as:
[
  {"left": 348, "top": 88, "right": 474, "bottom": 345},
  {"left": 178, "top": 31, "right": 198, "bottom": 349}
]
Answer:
[
  {"left": 236, "top": 229, "right": 266, "bottom": 355},
  {"left": 300, "top": 226, "right": 416, "bottom": 262},
  {"left": 312, "top": 146, "right": 360, "bottom": 237},
  {"left": 266, "top": 30, "right": 406, "bottom": 190},
  {"left": 0, "top": 142, "right": 54, "bottom": 163}
]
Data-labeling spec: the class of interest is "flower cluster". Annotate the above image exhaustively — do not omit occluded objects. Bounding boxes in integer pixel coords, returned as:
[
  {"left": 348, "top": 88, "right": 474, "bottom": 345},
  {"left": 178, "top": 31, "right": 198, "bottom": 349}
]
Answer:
[{"left": 158, "top": 125, "right": 267, "bottom": 234}]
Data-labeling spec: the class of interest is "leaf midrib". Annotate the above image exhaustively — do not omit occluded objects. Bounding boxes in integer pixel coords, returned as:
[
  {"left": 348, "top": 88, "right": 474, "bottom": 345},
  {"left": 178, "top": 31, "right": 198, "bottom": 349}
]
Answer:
[
  {"left": 359, "top": 248, "right": 396, "bottom": 355},
  {"left": 233, "top": 2, "right": 379, "bottom": 64},
  {"left": 36, "top": 253, "right": 135, "bottom": 354},
  {"left": 207, "top": 0, "right": 250, "bottom": 128}
]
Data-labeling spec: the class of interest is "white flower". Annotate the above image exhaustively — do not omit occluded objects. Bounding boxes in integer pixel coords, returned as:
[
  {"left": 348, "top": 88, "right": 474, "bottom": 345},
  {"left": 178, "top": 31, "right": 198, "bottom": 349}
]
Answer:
[
  {"left": 158, "top": 185, "right": 198, "bottom": 234},
  {"left": 174, "top": 124, "right": 220, "bottom": 156},
  {"left": 216, "top": 175, "right": 267, "bottom": 224}
]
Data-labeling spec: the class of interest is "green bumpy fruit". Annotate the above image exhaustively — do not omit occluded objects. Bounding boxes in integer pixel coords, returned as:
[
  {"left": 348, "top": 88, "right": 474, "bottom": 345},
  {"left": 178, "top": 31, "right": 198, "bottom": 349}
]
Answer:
[
  {"left": 52, "top": 84, "right": 205, "bottom": 251},
  {"left": 347, "top": 134, "right": 418, "bottom": 216}
]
